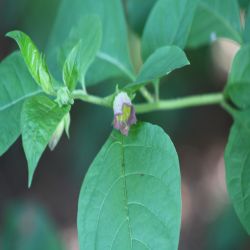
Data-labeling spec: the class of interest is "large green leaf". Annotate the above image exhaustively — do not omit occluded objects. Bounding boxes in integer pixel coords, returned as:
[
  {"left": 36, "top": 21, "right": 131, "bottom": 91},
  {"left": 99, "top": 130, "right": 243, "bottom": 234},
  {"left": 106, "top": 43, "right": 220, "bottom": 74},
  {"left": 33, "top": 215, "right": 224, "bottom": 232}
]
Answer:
[
  {"left": 126, "top": 0, "right": 156, "bottom": 35},
  {"left": 225, "top": 109, "right": 250, "bottom": 234},
  {"left": 61, "top": 15, "right": 102, "bottom": 89},
  {"left": 47, "top": 0, "right": 134, "bottom": 85},
  {"left": 225, "top": 45, "right": 250, "bottom": 109},
  {"left": 6, "top": 31, "right": 55, "bottom": 94},
  {"left": 126, "top": 46, "right": 189, "bottom": 92},
  {"left": 187, "top": 0, "right": 242, "bottom": 48},
  {"left": 142, "top": 0, "right": 198, "bottom": 60},
  {"left": 78, "top": 122, "right": 181, "bottom": 250},
  {"left": 21, "top": 95, "right": 70, "bottom": 187},
  {"left": 0, "top": 52, "right": 41, "bottom": 156}
]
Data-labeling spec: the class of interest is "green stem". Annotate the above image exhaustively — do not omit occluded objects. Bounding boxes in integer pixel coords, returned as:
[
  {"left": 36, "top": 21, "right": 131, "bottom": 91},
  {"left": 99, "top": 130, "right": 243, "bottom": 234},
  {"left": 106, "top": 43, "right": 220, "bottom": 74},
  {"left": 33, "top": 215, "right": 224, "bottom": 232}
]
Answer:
[
  {"left": 153, "top": 79, "right": 160, "bottom": 101},
  {"left": 135, "top": 93, "right": 224, "bottom": 114},
  {"left": 72, "top": 90, "right": 225, "bottom": 114},
  {"left": 72, "top": 90, "right": 112, "bottom": 107},
  {"left": 139, "top": 87, "right": 154, "bottom": 103}
]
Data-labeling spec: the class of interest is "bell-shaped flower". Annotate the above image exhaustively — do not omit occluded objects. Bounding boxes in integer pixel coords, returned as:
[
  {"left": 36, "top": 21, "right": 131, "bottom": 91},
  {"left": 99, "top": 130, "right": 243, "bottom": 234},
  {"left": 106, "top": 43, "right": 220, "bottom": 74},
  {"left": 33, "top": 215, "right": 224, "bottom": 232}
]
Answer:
[{"left": 113, "top": 92, "right": 137, "bottom": 136}]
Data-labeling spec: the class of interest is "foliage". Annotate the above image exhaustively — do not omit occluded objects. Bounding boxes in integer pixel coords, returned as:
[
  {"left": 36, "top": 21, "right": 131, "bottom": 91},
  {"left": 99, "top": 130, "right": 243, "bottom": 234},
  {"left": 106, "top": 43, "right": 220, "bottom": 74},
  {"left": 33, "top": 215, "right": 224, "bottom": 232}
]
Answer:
[{"left": 1, "top": 0, "right": 250, "bottom": 249}]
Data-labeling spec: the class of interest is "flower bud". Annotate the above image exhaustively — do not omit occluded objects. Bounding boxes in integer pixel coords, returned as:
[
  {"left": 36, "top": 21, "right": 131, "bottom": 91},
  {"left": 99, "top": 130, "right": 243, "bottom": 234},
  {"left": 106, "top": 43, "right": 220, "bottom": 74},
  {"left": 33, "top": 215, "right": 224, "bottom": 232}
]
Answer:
[
  {"left": 113, "top": 92, "right": 137, "bottom": 136},
  {"left": 56, "top": 87, "right": 74, "bottom": 107},
  {"left": 49, "top": 113, "right": 70, "bottom": 150}
]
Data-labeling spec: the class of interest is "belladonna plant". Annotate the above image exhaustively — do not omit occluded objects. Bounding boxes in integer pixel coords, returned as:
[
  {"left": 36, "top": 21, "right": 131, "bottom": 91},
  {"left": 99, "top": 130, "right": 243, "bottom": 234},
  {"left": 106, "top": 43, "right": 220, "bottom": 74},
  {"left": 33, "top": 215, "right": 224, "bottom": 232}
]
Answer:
[{"left": 1, "top": 1, "right": 250, "bottom": 249}]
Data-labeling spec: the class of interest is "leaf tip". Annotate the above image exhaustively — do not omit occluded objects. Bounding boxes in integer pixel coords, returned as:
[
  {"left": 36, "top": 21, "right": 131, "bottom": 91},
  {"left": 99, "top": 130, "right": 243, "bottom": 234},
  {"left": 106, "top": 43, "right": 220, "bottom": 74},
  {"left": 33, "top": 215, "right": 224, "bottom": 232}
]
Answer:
[
  {"left": 5, "top": 30, "right": 19, "bottom": 39},
  {"left": 28, "top": 173, "right": 34, "bottom": 188}
]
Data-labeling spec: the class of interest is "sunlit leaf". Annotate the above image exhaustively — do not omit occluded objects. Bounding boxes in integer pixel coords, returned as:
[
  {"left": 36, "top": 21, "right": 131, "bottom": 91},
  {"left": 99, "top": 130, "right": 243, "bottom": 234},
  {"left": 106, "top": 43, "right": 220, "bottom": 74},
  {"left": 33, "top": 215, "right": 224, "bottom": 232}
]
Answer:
[{"left": 6, "top": 31, "right": 54, "bottom": 94}]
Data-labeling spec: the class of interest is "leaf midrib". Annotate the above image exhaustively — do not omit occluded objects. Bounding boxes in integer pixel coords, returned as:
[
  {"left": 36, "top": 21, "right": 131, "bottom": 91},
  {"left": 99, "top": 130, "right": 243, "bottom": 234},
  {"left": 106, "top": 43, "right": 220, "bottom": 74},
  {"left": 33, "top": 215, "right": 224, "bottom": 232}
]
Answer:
[
  {"left": 0, "top": 89, "right": 43, "bottom": 111},
  {"left": 120, "top": 136, "right": 133, "bottom": 250}
]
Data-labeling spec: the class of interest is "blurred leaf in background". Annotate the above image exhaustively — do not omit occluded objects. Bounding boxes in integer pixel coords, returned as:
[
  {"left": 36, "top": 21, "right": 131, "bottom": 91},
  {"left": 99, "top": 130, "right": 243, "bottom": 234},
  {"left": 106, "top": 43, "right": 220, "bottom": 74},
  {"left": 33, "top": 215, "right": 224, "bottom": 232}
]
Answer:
[
  {"left": 0, "top": 202, "right": 64, "bottom": 250},
  {"left": 238, "top": 0, "right": 250, "bottom": 9},
  {"left": 0, "top": 0, "right": 60, "bottom": 50},
  {"left": 47, "top": 0, "right": 134, "bottom": 86},
  {"left": 206, "top": 206, "right": 248, "bottom": 250},
  {"left": 126, "top": 0, "right": 156, "bottom": 35}
]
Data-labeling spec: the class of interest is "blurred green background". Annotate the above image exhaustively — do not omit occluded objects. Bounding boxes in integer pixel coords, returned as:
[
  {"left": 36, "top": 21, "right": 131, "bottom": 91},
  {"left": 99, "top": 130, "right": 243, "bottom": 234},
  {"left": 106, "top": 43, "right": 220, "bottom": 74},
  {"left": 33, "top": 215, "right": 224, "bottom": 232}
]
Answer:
[{"left": 0, "top": 0, "right": 250, "bottom": 249}]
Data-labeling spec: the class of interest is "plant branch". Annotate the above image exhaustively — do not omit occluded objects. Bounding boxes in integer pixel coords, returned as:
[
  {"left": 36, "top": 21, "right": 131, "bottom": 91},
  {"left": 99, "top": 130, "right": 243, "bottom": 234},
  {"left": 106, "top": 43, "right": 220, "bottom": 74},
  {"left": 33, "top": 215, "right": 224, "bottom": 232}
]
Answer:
[
  {"left": 72, "top": 90, "right": 112, "bottom": 107},
  {"left": 139, "top": 87, "right": 154, "bottom": 103},
  {"left": 153, "top": 79, "right": 160, "bottom": 101},
  {"left": 135, "top": 93, "right": 224, "bottom": 114},
  {"left": 72, "top": 90, "right": 224, "bottom": 114}
]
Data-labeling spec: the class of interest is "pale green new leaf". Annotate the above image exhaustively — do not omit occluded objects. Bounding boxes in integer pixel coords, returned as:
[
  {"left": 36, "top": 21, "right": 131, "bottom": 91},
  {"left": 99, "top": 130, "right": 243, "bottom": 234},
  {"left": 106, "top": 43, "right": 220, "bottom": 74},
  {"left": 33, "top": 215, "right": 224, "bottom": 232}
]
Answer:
[
  {"left": 126, "top": 46, "right": 189, "bottom": 92},
  {"left": 225, "top": 45, "right": 250, "bottom": 109},
  {"left": 78, "top": 122, "right": 181, "bottom": 250},
  {"left": 61, "top": 16, "right": 102, "bottom": 89},
  {"left": 0, "top": 52, "right": 41, "bottom": 156},
  {"left": 142, "top": 0, "right": 198, "bottom": 60},
  {"left": 62, "top": 42, "right": 81, "bottom": 91},
  {"left": 21, "top": 95, "right": 70, "bottom": 187},
  {"left": 47, "top": 0, "right": 134, "bottom": 85},
  {"left": 6, "top": 31, "right": 54, "bottom": 94},
  {"left": 225, "top": 109, "right": 250, "bottom": 234},
  {"left": 187, "top": 0, "right": 242, "bottom": 48}
]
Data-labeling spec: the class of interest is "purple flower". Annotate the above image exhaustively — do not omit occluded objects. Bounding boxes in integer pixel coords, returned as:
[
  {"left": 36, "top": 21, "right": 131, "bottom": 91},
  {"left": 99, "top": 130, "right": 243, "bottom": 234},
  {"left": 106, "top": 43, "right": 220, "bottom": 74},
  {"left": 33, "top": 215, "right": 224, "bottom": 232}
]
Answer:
[{"left": 113, "top": 92, "right": 137, "bottom": 136}]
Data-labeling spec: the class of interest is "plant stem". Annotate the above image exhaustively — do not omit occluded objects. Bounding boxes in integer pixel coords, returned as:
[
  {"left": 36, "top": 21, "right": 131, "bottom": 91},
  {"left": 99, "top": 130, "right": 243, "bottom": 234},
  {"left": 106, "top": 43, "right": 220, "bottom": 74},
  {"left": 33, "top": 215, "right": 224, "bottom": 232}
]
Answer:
[
  {"left": 153, "top": 79, "right": 160, "bottom": 101},
  {"left": 72, "top": 90, "right": 224, "bottom": 114},
  {"left": 135, "top": 93, "right": 224, "bottom": 114},
  {"left": 72, "top": 90, "right": 112, "bottom": 107},
  {"left": 139, "top": 87, "right": 154, "bottom": 103}
]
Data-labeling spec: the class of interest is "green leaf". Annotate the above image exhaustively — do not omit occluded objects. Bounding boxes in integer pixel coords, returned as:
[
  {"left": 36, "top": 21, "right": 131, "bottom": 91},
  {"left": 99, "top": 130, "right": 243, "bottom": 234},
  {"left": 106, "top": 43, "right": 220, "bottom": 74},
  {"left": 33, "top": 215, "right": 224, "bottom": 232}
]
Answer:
[
  {"left": 126, "top": 0, "right": 156, "bottom": 35},
  {"left": 142, "top": 0, "right": 198, "bottom": 60},
  {"left": 78, "top": 122, "right": 181, "bottom": 250},
  {"left": 225, "top": 109, "right": 250, "bottom": 234},
  {"left": 47, "top": 0, "right": 134, "bottom": 85},
  {"left": 238, "top": 0, "right": 250, "bottom": 9},
  {"left": 21, "top": 95, "right": 70, "bottom": 187},
  {"left": 225, "top": 45, "right": 250, "bottom": 109},
  {"left": 0, "top": 52, "right": 41, "bottom": 156},
  {"left": 243, "top": 5, "right": 250, "bottom": 44},
  {"left": 187, "top": 0, "right": 242, "bottom": 48},
  {"left": 6, "top": 31, "right": 54, "bottom": 95},
  {"left": 61, "top": 15, "right": 102, "bottom": 89},
  {"left": 62, "top": 42, "right": 81, "bottom": 91},
  {"left": 125, "top": 46, "right": 189, "bottom": 92}
]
